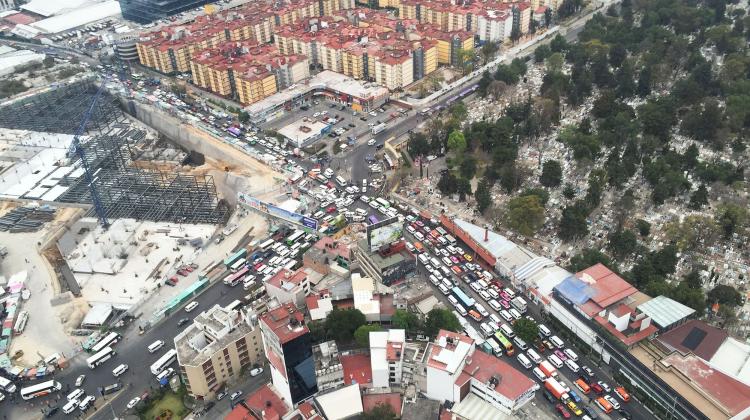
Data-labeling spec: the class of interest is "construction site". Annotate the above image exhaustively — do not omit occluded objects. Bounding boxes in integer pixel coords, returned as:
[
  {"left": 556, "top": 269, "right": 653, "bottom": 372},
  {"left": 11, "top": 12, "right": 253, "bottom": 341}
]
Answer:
[{"left": 0, "top": 77, "right": 269, "bottom": 360}]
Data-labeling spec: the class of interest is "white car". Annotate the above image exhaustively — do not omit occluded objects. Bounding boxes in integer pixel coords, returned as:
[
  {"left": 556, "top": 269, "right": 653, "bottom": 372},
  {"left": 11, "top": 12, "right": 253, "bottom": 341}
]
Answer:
[
  {"left": 367, "top": 139, "right": 376, "bottom": 146},
  {"left": 604, "top": 394, "right": 621, "bottom": 410},
  {"left": 250, "top": 367, "right": 264, "bottom": 377},
  {"left": 127, "top": 397, "right": 141, "bottom": 409}
]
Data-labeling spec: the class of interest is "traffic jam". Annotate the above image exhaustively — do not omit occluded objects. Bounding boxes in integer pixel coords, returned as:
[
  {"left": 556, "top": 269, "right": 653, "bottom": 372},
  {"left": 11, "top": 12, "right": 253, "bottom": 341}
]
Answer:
[{"left": 400, "top": 207, "right": 636, "bottom": 419}]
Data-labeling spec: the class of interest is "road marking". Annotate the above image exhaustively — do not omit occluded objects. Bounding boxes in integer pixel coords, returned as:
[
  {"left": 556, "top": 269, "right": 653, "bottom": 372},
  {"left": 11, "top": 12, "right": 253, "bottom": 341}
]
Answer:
[{"left": 84, "top": 387, "right": 127, "bottom": 420}]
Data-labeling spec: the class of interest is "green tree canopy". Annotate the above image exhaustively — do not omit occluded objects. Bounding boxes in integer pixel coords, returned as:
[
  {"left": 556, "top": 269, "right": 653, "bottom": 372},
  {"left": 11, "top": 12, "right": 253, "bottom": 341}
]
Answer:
[
  {"left": 324, "top": 308, "right": 366, "bottom": 342},
  {"left": 505, "top": 195, "right": 545, "bottom": 236},
  {"left": 540, "top": 160, "right": 563, "bottom": 187},
  {"left": 424, "top": 308, "right": 461, "bottom": 337},
  {"left": 447, "top": 130, "right": 467, "bottom": 153},
  {"left": 475, "top": 178, "right": 493, "bottom": 214},
  {"left": 361, "top": 403, "right": 398, "bottom": 420},
  {"left": 354, "top": 324, "right": 383, "bottom": 348},
  {"left": 513, "top": 318, "right": 540, "bottom": 345},
  {"left": 707, "top": 285, "right": 742, "bottom": 307},
  {"left": 567, "top": 249, "right": 616, "bottom": 273},
  {"left": 392, "top": 309, "right": 422, "bottom": 333}
]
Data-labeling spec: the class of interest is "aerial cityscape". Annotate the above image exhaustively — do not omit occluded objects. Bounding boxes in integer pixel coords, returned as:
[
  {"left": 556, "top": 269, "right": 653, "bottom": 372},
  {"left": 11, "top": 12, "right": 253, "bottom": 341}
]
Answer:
[{"left": 0, "top": 0, "right": 747, "bottom": 418}]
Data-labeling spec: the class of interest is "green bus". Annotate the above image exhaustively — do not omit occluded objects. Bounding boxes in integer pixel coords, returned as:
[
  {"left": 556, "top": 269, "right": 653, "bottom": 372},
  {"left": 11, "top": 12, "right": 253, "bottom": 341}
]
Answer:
[
  {"left": 493, "top": 332, "right": 514, "bottom": 356},
  {"left": 224, "top": 248, "right": 247, "bottom": 267}
]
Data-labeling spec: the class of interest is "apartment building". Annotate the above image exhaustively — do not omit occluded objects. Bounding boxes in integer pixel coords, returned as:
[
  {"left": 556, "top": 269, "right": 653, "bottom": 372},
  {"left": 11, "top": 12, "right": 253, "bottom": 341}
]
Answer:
[
  {"left": 265, "top": 268, "right": 312, "bottom": 308},
  {"left": 373, "top": 49, "right": 414, "bottom": 90},
  {"left": 259, "top": 302, "right": 318, "bottom": 404},
  {"left": 370, "top": 329, "right": 407, "bottom": 388},
  {"left": 476, "top": 9, "right": 513, "bottom": 43},
  {"left": 313, "top": 340, "right": 345, "bottom": 392},
  {"left": 174, "top": 305, "right": 263, "bottom": 400}
]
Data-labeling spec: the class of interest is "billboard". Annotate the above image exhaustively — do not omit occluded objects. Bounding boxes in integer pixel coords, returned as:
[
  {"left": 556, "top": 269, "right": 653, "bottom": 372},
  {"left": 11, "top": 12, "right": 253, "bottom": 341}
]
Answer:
[
  {"left": 237, "top": 192, "right": 318, "bottom": 230},
  {"left": 366, "top": 217, "right": 403, "bottom": 252}
]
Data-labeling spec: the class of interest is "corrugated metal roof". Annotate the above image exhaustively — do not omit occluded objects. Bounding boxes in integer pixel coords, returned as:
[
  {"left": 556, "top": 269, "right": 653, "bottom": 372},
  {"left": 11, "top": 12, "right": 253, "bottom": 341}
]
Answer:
[
  {"left": 452, "top": 393, "right": 511, "bottom": 419},
  {"left": 638, "top": 295, "right": 695, "bottom": 328}
]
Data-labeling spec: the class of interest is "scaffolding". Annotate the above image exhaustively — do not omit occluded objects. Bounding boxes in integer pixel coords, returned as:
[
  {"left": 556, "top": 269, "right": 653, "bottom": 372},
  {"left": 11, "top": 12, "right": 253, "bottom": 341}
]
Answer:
[{"left": 0, "top": 79, "right": 230, "bottom": 225}]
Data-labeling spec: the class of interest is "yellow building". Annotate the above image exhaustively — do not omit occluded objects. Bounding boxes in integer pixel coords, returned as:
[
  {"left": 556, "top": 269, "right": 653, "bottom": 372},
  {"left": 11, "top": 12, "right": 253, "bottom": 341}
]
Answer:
[
  {"left": 422, "top": 42, "right": 438, "bottom": 75},
  {"left": 175, "top": 305, "right": 264, "bottom": 400},
  {"left": 235, "top": 68, "right": 278, "bottom": 105},
  {"left": 318, "top": 42, "right": 344, "bottom": 73},
  {"left": 342, "top": 48, "right": 366, "bottom": 79},
  {"left": 373, "top": 51, "right": 413, "bottom": 90},
  {"left": 398, "top": 2, "right": 418, "bottom": 20},
  {"left": 378, "top": 0, "right": 400, "bottom": 8}
]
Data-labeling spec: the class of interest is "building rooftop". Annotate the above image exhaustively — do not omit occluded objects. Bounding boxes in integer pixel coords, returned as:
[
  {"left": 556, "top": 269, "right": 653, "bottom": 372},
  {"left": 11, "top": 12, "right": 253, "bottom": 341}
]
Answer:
[
  {"left": 314, "top": 383, "right": 363, "bottom": 420},
  {"left": 267, "top": 268, "right": 308, "bottom": 291},
  {"left": 174, "top": 305, "right": 255, "bottom": 368},
  {"left": 658, "top": 319, "right": 728, "bottom": 361},
  {"left": 454, "top": 349, "right": 537, "bottom": 401},
  {"left": 451, "top": 393, "right": 505, "bottom": 420},
  {"left": 259, "top": 302, "right": 308, "bottom": 345},
  {"left": 638, "top": 295, "right": 696, "bottom": 329},
  {"left": 311, "top": 236, "right": 352, "bottom": 261},
  {"left": 340, "top": 353, "right": 372, "bottom": 387},
  {"left": 401, "top": 398, "right": 440, "bottom": 420},
  {"left": 277, "top": 118, "right": 330, "bottom": 145},
  {"left": 426, "top": 329, "right": 474, "bottom": 374},
  {"left": 577, "top": 263, "right": 638, "bottom": 308},
  {"left": 226, "top": 383, "right": 290, "bottom": 420},
  {"left": 362, "top": 392, "right": 402, "bottom": 417}
]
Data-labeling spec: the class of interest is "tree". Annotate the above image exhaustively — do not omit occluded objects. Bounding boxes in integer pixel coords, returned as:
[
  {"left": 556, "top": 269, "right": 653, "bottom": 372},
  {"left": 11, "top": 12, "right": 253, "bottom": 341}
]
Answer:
[
  {"left": 450, "top": 102, "right": 468, "bottom": 122},
  {"left": 408, "top": 132, "right": 431, "bottom": 157},
  {"left": 437, "top": 171, "right": 458, "bottom": 195},
  {"left": 475, "top": 178, "right": 492, "bottom": 214},
  {"left": 607, "top": 229, "right": 638, "bottom": 259},
  {"left": 534, "top": 44, "right": 552, "bottom": 63},
  {"left": 392, "top": 309, "right": 421, "bottom": 333},
  {"left": 354, "top": 324, "right": 383, "bottom": 347},
  {"left": 424, "top": 308, "right": 461, "bottom": 337},
  {"left": 707, "top": 285, "right": 742, "bottom": 307},
  {"left": 688, "top": 184, "right": 709, "bottom": 209},
  {"left": 540, "top": 160, "right": 563, "bottom": 187},
  {"left": 513, "top": 318, "right": 539, "bottom": 344},
  {"left": 447, "top": 130, "right": 467, "bottom": 153},
  {"left": 43, "top": 56, "right": 55, "bottom": 68},
  {"left": 459, "top": 156, "right": 477, "bottom": 179},
  {"left": 608, "top": 44, "right": 627, "bottom": 68},
  {"left": 558, "top": 203, "right": 588, "bottom": 241},
  {"left": 568, "top": 249, "right": 616, "bottom": 273},
  {"left": 238, "top": 111, "right": 250, "bottom": 123},
  {"left": 488, "top": 80, "right": 509, "bottom": 100},
  {"left": 361, "top": 403, "right": 398, "bottom": 420},
  {"left": 562, "top": 184, "right": 576, "bottom": 200},
  {"left": 456, "top": 177, "right": 472, "bottom": 201},
  {"left": 505, "top": 195, "right": 545, "bottom": 236},
  {"left": 480, "top": 41, "right": 499, "bottom": 64},
  {"left": 716, "top": 203, "right": 748, "bottom": 238},
  {"left": 546, "top": 52, "right": 565, "bottom": 73},
  {"left": 324, "top": 308, "right": 366, "bottom": 342},
  {"left": 308, "top": 320, "right": 328, "bottom": 343},
  {"left": 636, "top": 219, "right": 651, "bottom": 237}
]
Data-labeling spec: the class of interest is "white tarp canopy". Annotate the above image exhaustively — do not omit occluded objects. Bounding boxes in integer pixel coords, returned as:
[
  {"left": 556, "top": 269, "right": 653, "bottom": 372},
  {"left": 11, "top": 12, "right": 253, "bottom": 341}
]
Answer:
[
  {"left": 30, "top": 1, "right": 120, "bottom": 34},
  {"left": 81, "top": 303, "right": 113, "bottom": 326}
]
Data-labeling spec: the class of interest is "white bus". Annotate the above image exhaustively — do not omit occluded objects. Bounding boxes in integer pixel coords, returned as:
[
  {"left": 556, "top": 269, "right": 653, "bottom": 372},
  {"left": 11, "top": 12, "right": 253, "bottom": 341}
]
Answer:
[
  {"left": 226, "top": 299, "right": 243, "bottom": 311},
  {"left": 0, "top": 376, "right": 17, "bottom": 393},
  {"left": 259, "top": 239, "right": 275, "bottom": 250},
  {"left": 90, "top": 331, "right": 121, "bottom": 354},
  {"left": 13, "top": 311, "right": 28, "bottom": 335},
  {"left": 286, "top": 230, "right": 304, "bottom": 245},
  {"left": 375, "top": 198, "right": 390, "bottom": 209},
  {"left": 230, "top": 258, "right": 247, "bottom": 273},
  {"left": 20, "top": 380, "right": 62, "bottom": 400},
  {"left": 150, "top": 348, "right": 177, "bottom": 375},
  {"left": 87, "top": 346, "right": 116, "bottom": 369}
]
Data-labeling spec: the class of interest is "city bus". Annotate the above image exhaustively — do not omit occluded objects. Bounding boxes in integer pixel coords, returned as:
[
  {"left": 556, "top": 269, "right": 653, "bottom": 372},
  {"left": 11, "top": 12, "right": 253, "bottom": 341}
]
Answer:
[
  {"left": 486, "top": 338, "right": 502, "bottom": 356},
  {"left": 150, "top": 348, "right": 177, "bottom": 375},
  {"left": 86, "top": 346, "right": 115, "bottom": 369},
  {"left": 375, "top": 198, "right": 390, "bottom": 209},
  {"left": 451, "top": 287, "right": 475, "bottom": 309},
  {"left": 368, "top": 215, "right": 379, "bottom": 225},
  {"left": 260, "top": 239, "right": 276, "bottom": 251},
  {"left": 89, "top": 332, "right": 121, "bottom": 354},
  {"left": 224, "top": 248, "right": 248, "bottom": 267},
  {"left": 493, "top": 332, "right": 515, "bottom": 356},
  {"left": 224, "top": 266, "right": 249, "bottom": 286},
  {"left": 229, "top": 258, "right": 247, "bottom": 273},
  {"left": 13, "top": 310, "right": 28, "bottom": 335},
  {"left": 285, "top": 230, "right": 304, "bottom": 246},
  {"left": 20, "top": 380, "right": 62, "bottom": 400}
]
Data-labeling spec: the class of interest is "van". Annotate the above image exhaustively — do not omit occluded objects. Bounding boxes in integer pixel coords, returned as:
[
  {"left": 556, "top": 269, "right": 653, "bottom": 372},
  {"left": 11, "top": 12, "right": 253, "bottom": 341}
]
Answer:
[
  {"left": 112, "top": 364, "right": 129, "bottom": 377},
  {"left": 468, "top": 310, "right": 482, "bottom": 322},
  {"left": 517, "top": 353, "right": 532, "bottom": 369},
  {"left": 575, "top": 378, "right": 591, "bottom": 394},
  {"left": 441, "top": 279, "right": 453, "bottom": 289},
  {"left": 418, "top": 254, "right": 430, "bottom": 265},
  {"left": 538, "top": 324, "right": 551, "bottom": 337},
  {"left": 78, "top": 395, "right": 95, "bottom": 411},
  {"left": 489, "top": 314, "right": 502, "bottom": 325},
  {"left": 533, "top": 367, "right": 547, "bottom": 381},
  {"left": 509, "top": 308, "right": 522, "bottom": 320},
  {"left": 513, "top": 337, "right": 528, "bottom": 351},
  {"left": 474, "top": 303, "right": 489, "bottom": 317},
  {"left": 527, "top": 349, "right": 542, "bottom": 364},
  {"left": 448, "top": 296, "right": 458, "bottom": 306},
  {"left": 548, "top": 354, "right": 563, "bottom": 368},
  {"left": 456, "top": 305, "right": 467, "bottom": 317},
  {"left": 429, "top": 274, "right": 439, "bottom": 285},
  {"left": 565, "top": 359, "right": 580, "bottom": 373},
  {"left": 67, "top": 388, "right": 84, "bottom": 401},
  {"left": 500, "top": 323, "right": 515, "bottom": 338},
  {"left": 595, "top": 397, "right": 613, "bottom": 414},
  {"left": 440, "top": 266, "right": 452, "bottom": 278},
  {"left": 148, "top": 340, "right": 165, "bottom": 353},
  {"left": 156, "top": 367, "right": 174, "bottom": 382},
  {"left": 563, "top": 348, "right": 579, "bottom": 362},
  {"left": 185, "top": 301, "right": 199, "bottom": 312},
  {"left": 550, "top": 335, "right": 564, "bottom": 348},
  {"left": 503, "top": 288, "right": 516, "bottom": 299},
  {"left": 63, "top": 399, "right": 79, "bottom": 414}
]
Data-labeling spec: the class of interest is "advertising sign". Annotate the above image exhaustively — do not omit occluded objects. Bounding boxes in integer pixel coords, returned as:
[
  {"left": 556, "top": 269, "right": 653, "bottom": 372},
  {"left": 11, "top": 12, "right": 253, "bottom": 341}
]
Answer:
[
  {"left": 366, "top": 217, "right": 403, "bottom": 252},
  {"left": 237, "top": 192, "right": 318, "bottom": 230}
]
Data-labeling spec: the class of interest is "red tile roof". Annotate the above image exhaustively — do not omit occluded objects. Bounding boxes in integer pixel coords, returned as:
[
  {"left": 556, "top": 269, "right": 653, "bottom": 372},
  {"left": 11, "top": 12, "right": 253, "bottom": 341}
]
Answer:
[
  {"left": 340, "top": 354, "right": 372, "bottom": 387},
  {"left": 662, "top": 353, "right": 750, "bottom": 416},
  {"left": 362, "top": 393, "right": 402, "bottom": 416},
  {"left": 312, "top": 236, "right": 352, "bottom": 260},
  {"left": 657, "top": 319, "right": 728, "bottom": 361},
  {"left": 593, "top": 315, "right": 657, "bottom": 346},
  {"left": 259, "top": 302, "right": 308, "bottom": 344},
  {"left": 426, "top": 330, "right": 474, "bottom": 373},
  {"left": 576, "top": 263, "right": 637, "bottom": 308},
  {"left": 454, "top": 350, "right": 536, "bottom": 401},
  {"left": 226, "top": 384, "right": 290, "bottom": 420}
]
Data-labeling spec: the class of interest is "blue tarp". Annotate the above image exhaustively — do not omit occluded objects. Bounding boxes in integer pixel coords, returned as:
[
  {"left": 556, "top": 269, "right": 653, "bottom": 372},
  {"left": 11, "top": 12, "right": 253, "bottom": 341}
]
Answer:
[{"left": 554, "top": 276, "right": 593, "bottom": 305}]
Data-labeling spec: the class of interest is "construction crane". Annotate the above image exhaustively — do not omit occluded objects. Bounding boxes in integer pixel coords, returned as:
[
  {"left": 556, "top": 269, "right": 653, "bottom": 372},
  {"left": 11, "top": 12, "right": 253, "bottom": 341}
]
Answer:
[{"left": 67, "top": 80, "right": 110, "bottom": 227}]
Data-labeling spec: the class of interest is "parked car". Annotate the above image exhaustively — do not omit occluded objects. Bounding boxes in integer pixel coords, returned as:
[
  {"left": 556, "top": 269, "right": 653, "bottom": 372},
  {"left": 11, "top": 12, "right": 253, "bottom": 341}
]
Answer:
[
  {"left": 75, "top": 375, "right": 86, "bottom": 387},
  {"left": 250, "top": 367, "right": 264, "bottom": 377},
  {"left": 230, "top": 390, "right": 243, "bottom": 400},
  {"left": 127, "top": 397, "right": 141, "bottom": 409}
]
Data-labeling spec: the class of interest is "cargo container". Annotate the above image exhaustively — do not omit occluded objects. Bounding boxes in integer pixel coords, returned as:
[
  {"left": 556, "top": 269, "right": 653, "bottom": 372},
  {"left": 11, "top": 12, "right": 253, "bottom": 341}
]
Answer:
[{"left": 544, "top": 377, "right": 568, "bottom": 401}]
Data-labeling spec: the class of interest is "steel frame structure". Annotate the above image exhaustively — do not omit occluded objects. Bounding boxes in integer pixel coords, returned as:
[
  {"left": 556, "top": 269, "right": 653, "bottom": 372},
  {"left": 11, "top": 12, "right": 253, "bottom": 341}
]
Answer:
[{"left": 0, "top": 79, "right": 229, "bottom": 225}]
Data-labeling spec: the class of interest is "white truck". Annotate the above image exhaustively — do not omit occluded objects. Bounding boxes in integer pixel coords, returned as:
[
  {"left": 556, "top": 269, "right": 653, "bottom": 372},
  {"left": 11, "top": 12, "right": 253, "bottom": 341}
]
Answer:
[{"left": 371, "top": 123, "right": 386, "bottom": 135}]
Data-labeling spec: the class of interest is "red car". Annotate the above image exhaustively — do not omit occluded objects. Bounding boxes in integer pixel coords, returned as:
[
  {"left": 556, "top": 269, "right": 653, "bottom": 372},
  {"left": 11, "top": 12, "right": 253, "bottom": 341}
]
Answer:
[
  {"left": 590, "top": 382, "right": 604, "bottom": 394},
  {"left": 326, "top": 206, "right": 337, "bottom": 213},
  {"left": 499, "top": 300, "right": 511, "bottom": 309},
  {"left": 555, "top": 404, "right": 571, "bottom": 419},
  {"left": 177, "top": 269, "right": 189, "bottom": 276}
]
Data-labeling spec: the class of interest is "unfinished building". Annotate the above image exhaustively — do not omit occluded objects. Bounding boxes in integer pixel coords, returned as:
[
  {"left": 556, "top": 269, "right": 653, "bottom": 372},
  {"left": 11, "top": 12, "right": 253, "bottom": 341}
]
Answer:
[{"left": 0, "top": 79, "right": 229, "bottom": 224}]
